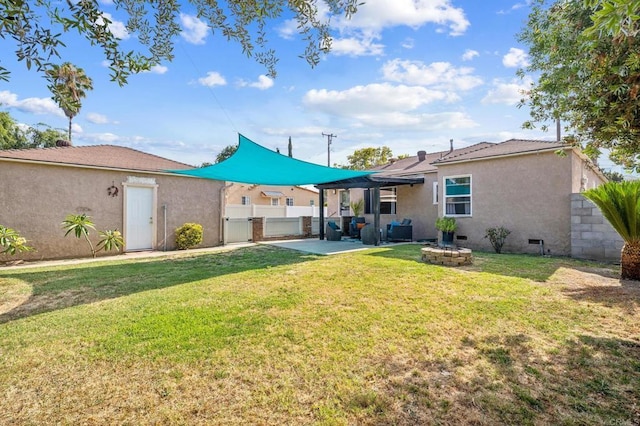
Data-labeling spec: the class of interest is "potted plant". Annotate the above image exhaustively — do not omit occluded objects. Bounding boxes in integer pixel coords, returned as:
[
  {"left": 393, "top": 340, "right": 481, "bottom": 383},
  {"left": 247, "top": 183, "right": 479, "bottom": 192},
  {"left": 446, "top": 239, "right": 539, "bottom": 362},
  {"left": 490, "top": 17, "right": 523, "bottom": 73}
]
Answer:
[
  {"left": 350, "top": 199, "right": 364, "bottom": 218},
  {"left": 435, "top": 216, "right": 457, "bottom": 246}
]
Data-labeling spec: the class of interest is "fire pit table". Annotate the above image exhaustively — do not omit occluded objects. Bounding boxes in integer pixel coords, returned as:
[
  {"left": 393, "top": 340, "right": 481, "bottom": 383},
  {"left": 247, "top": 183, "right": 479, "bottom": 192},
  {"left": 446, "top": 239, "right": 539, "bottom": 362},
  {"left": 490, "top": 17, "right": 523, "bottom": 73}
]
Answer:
[{"left": 421, "top": 245, "right": 472, "bottom": 266}]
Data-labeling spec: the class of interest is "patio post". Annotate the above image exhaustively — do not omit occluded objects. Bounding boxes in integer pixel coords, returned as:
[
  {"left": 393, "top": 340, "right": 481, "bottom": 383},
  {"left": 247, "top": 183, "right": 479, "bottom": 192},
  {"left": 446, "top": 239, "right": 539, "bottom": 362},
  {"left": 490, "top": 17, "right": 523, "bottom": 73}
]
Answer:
[
  {"left": 319, "top": 189, "right": 325, "bottom": 240},
  {"left": 373, "top": 186, "right": 380, "bottom": 246}
]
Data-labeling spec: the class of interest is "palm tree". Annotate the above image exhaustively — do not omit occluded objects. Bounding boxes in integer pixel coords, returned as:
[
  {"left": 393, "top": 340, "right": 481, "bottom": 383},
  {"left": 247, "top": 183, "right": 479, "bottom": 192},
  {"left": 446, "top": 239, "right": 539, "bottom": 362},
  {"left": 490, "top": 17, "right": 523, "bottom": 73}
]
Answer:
[
  {"left": 584, "top": 180, "right": 640, "bottom": 280},
  {"left": 46, "top": 63, "right": 93, "bottom": 142}
]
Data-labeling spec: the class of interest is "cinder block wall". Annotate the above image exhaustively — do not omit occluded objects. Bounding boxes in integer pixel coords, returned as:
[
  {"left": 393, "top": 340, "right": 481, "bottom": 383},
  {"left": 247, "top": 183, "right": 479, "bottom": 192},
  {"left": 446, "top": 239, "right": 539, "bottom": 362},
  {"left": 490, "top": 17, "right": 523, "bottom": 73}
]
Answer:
[{"left": 571, "top": 193, "right": 623, "bottom": 262}]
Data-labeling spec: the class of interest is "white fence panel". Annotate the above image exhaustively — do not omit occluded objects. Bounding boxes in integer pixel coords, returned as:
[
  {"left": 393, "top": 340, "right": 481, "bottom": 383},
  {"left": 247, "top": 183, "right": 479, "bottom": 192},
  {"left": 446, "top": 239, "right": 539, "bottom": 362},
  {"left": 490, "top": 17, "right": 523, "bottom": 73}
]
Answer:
[
  {"left": 226, "top": 204, "right": 327, "bottom": 219},
  {"left": 264, "top": 218, "right": 301, "bottom": 237},
  {"left": 224, "top": 218, "right": 253, "bottom": 244},
  {"left": 225, "top": 205, "right": 252, "bottom": 218}
]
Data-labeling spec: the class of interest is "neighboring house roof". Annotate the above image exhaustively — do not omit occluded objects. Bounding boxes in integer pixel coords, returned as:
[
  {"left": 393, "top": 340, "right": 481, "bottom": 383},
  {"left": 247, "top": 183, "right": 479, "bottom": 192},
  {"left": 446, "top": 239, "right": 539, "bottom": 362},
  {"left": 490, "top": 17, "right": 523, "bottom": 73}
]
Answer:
[
  {"left": 374, "top": 142, "right": 495, "bottom": 176},
  {"left": 432, "top": 139, "right": 566, "bottom": 165},
  {"left": 0, "top": 145, "right": 194, "bottom": 172},
  {"left": 372, "top": 139, "right": 569, "bottom": 176}
]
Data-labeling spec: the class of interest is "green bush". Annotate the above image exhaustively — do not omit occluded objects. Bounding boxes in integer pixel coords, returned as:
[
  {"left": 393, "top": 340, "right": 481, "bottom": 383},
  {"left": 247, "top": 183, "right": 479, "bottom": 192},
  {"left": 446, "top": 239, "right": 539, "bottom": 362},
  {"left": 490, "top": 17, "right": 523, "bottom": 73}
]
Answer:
[
  {"left": 0, "top": 225, "right": 33, "bottom": 255},
  {"left": 485, "top": 226, "right": 511, "bottom": 254},
  {"left": 175, "top": 223, "right": 203, "bottom": 250},
  {"left": 435, "top": 216, "right": 457, "bottom": 232}
]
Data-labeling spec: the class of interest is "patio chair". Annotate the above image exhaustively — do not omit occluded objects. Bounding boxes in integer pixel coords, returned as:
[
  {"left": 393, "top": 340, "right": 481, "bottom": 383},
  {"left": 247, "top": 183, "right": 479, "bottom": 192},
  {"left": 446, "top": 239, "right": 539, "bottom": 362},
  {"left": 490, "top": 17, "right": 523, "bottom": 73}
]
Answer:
[
  {"left": 349, "top": 217, "right": 366, "bottom": 239},
  {"left": 326, "top": 221, "right": 343, "bottom": 241},
  {"left": 386, "top": 218, "right": 412, "bottom": 242}
]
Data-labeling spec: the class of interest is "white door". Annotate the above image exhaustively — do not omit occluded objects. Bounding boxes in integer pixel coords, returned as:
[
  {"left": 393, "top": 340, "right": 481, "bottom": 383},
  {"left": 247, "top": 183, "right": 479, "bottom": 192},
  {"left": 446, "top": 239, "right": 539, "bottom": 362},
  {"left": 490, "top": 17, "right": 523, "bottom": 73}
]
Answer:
[{"left": 125, "top": 186, "right": 155, "bottom": 251}]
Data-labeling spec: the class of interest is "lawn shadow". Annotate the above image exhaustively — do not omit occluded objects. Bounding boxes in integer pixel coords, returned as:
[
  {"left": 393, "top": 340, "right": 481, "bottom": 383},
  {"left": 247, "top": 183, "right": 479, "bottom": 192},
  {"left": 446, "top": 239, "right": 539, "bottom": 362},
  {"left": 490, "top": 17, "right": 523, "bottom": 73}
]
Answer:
[{"left": 0, "top": 245, "right": 313, "bottom": 324}]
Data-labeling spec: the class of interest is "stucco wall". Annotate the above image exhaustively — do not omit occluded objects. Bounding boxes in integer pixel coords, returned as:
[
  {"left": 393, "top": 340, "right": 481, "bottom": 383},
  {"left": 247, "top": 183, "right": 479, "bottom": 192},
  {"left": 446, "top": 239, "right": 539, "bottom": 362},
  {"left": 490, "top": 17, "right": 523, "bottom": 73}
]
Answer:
[
  {"left": 0, "top": 161, "right": 223, "bottom": 261},
  {"left": 434, "top": 150, "right": 575, "bottom": 255}
]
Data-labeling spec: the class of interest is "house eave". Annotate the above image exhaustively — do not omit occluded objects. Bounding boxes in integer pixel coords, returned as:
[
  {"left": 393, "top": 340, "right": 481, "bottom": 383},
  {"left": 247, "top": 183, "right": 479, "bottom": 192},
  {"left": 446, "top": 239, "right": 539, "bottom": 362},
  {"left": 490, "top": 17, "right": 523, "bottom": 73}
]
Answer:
[{"left": 0, "top": 157, "right": 201, "bottom": 178}]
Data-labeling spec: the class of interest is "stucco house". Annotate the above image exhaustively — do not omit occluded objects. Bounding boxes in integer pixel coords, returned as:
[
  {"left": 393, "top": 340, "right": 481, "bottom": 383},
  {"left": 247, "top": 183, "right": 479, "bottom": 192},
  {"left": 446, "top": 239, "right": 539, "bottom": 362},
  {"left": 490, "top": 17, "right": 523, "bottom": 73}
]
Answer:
[
  {"left": 0, "top": 143, "right": 224, "bottom": 261},
  {"left": 326, "top": 139, "right": 608, "bottom": 257},
  {"left": 226, "top": 183, "right": 318, "bottom": 208}
]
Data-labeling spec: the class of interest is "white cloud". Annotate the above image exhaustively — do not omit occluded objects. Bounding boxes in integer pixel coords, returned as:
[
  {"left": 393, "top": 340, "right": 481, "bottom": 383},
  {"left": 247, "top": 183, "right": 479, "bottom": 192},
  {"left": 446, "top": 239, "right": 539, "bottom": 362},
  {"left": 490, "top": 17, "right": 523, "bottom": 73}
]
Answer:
[
  {"left": 330, "top": 36, "right": 385, "bottom": 56},
  {"left": 461, "top": 49, "right": 479, "bottom": 61},
  {"left": 71, "top": 123, "right": 83, "bottom": 134},
  {"left": 86, "top": 113, "right": 109, "bottom": 124},
  {"left": 238, "top": 75, "right": 274, "bottom": 90},
  {"left": 198, "top": 71, "right": 227, "bottom": 87},
  {"left": 381, "top": 59, "right": 483, "bottom": 91},
  {"left": 498, "top": 2, "right": 530, "bottom": 15},
  {"left": 180, "top": 13, "right": 208, "bottom": 45},
  {"left": 0, "top": 90, "right": 64, "bottom": 117},
  {"left": 303, "top": 83, "right": 458, "bottom": 117},
  {"left": 99, "top": 12, "right": 130, "bottom": 40},
  {"left": 481, "top": 77, "right": 532, "bottom": 105},
  {"left": 148, "top": 65, "right": 168, "bottom": 74},
  {"left": 335, "top": 0, "right": 470, "bottom": 36},
  {"left": 276, "top": 19, "right": 299, "bottom": 40},
  {"left": 502, "top": 47, "right": 529, "bottom": 68},
  {"left": 401, "top": 38, "right": 415, "bottom": 49}
]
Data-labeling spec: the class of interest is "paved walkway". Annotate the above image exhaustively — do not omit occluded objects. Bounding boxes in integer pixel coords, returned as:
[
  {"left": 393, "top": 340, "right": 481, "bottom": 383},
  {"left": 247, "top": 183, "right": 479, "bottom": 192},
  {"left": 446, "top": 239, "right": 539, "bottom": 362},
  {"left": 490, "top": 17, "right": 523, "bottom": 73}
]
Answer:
[{"left": 1, "top": 238, "right": 403, "bottom": 271}]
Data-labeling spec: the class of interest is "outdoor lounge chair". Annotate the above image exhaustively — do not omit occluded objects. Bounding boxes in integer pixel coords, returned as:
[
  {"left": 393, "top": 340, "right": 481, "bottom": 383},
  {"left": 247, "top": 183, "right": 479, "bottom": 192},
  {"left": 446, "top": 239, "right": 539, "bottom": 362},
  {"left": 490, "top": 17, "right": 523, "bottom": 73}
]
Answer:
[
  {"left": 387, "top": 218, "right": 412, "bottom": 242},
  {"left": 326, "top": 221, "right": 343, "bottom": 241},
  {"left": 349, "top": 217, "right": 366, "bottom": 239}
]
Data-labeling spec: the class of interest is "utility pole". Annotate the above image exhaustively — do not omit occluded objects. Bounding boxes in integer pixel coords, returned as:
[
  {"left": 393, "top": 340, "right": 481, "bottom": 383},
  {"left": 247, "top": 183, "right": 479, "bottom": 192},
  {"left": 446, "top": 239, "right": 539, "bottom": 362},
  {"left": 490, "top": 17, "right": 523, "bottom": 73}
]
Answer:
[{"left": 322, "top": 132, "right": 337, "bottom": 166}]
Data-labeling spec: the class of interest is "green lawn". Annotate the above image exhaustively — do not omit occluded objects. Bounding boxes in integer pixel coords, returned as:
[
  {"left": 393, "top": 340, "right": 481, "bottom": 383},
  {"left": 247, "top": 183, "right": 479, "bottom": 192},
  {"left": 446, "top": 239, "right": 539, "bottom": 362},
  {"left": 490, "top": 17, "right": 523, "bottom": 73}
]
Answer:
[{"left": 1, "top": 244, "right": 638, "bottom": 425}]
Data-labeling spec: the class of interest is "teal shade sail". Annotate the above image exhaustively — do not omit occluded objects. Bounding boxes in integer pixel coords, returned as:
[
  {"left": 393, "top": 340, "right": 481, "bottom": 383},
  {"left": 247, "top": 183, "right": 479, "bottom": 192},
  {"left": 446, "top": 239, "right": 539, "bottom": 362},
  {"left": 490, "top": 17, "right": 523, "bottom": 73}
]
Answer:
[{"left": 168, "top": 134, "right": 375, "bottom": 185}]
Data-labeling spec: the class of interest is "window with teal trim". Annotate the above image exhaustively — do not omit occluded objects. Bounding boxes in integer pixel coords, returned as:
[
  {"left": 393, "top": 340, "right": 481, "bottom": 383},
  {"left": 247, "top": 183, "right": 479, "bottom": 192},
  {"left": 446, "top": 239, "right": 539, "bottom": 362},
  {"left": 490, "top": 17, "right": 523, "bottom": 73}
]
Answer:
[{"left": 444, "top": 176, "right": 471, "bottom": 216}]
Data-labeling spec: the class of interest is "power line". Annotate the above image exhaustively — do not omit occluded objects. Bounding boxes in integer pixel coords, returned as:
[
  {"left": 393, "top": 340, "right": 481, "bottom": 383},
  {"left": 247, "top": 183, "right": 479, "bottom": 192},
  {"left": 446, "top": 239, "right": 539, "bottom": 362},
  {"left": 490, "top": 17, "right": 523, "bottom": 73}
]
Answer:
[{"left": 322, "top": 132, "right": 337, "bottom": 167}]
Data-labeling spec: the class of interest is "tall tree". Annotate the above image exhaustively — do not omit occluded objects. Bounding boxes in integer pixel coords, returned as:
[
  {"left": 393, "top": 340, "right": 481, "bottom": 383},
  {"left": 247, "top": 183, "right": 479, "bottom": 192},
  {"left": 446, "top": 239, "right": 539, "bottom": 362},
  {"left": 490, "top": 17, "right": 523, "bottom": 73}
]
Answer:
[
  {"left": 518, "top": 0, "right": 640, "bottom": 171},
  {"left": 0, "top": 112, "right": 66, "bottom": 150},
  {"left": 215, "top": 145, "right": 238, "bottom": 163},
  {"left": 343, "top": 146, "right": 393, "bottom": 170},
  {"left": 46, "top": 63, "right": 93, "bottom": 142},
  {"left": 0, "top": 112, "right": 28, "bottom": 150},
  {"left": 584, "top": 181, "right": 640, "bottom": 280},
  {"left": 0, "top": 0, "right": 360, "bottom": 86}
]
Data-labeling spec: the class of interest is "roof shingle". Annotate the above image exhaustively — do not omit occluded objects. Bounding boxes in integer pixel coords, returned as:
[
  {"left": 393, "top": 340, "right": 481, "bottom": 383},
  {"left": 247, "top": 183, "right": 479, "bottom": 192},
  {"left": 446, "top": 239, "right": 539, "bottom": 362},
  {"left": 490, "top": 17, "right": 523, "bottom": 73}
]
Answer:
[{"left": 0, "top": 145, "right": 194, "bottom": 172}]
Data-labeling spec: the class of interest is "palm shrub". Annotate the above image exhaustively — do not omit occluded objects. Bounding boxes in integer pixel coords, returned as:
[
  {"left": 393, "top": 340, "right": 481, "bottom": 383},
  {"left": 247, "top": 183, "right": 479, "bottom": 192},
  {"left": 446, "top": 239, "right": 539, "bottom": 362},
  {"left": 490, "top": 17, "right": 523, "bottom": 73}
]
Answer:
[
  {"left": 0, "top": 225, "right": 33, "bottom": 255},
  {"left": 583, "top": 181, "right": 640, "bottom": 280},
  {"left": 350, "top": 199, "right": 364, "bottom": 217},
  {"left": 485, "top": 226, "right": 511, "bottom": 254},
  {"left": 62, "top": 214, "right": 125, "bottom": 258},
  {"left": 175, "top": 223, "right": 203, "bottom": 249}
]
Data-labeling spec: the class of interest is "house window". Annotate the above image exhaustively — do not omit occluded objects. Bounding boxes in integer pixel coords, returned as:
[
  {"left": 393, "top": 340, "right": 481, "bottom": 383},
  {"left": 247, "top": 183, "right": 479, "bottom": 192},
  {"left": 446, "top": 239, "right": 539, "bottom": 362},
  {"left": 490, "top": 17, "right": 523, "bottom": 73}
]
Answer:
[
  {"left": 286, "top": 197, "right": 294, "bottom": 206},
  {"left": 432, "top": 181, "right": 438, "bottom": 205},
  {"left": 309, "top": 200, "right": 315, "bottom": 206},
  {"left": 444, "top": 175, "right": 471, "bottom": 216},
  {"left": 271, "top": 198, "right": 279, "bottom": 206},
  {"left": 364, "top": 187, "right": 397, "bottom": 215},
  {"left": 241, "top": 196, "right": 251, "bottom": 205}
]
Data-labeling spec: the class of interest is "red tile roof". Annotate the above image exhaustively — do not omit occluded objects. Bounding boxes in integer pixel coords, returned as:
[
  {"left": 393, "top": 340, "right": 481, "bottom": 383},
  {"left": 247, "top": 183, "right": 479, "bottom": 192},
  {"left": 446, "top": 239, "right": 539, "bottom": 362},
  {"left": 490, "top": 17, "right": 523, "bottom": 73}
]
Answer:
[{"left": 0, "top": 145, "right": 194, "bottom": 172}]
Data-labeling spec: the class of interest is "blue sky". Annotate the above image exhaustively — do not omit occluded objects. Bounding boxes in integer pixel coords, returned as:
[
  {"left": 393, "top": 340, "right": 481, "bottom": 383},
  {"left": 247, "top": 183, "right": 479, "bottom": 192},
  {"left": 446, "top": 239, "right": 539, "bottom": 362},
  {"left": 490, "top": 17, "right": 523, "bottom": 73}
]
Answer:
[{"left": 0, "top": 0, "right": 621, "bottom": 173}]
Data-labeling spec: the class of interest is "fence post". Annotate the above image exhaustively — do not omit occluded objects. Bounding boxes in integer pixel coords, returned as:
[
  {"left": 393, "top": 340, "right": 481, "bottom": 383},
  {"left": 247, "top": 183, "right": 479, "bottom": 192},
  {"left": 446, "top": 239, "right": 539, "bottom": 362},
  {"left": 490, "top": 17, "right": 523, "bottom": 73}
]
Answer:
[{"left": 251, "top": 217, "right": 264, "bottom": 242}]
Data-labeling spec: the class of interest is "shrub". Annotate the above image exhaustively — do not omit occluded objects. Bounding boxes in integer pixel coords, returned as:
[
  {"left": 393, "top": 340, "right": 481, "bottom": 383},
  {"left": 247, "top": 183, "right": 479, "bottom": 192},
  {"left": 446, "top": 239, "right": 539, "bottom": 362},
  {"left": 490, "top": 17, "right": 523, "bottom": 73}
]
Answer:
[
  {"left": 435, "top": 216, "right": 457, "bottom": 233},
  {"left": 62, "top": 214, "right": 125, "bottom": 257},
  {"left": 175, "top": 223, "right": 203, "bottom": 250},
  {"left": 0, "top": 225, "right": 33, "bottom": 255},
  {"left": 485, "top": 226, "right": 511, "bottom": 254}
]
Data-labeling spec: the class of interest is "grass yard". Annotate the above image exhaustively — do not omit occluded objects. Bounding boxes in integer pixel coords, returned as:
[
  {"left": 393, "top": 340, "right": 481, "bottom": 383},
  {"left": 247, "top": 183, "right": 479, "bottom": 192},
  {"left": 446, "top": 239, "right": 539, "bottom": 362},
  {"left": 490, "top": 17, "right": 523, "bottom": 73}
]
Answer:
[{"left": 1, "top": 244, "right": 639, "bottom": 425}]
